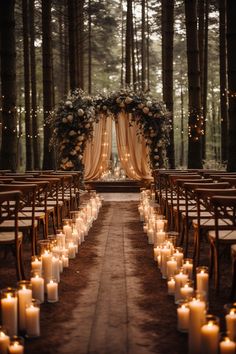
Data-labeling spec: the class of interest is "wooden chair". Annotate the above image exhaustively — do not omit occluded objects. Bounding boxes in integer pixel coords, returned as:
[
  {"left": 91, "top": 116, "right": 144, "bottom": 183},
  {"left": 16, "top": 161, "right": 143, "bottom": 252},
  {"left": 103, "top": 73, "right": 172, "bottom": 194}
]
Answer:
[{"left": 0, "top": 190, "right": 24, "bottom": 279}]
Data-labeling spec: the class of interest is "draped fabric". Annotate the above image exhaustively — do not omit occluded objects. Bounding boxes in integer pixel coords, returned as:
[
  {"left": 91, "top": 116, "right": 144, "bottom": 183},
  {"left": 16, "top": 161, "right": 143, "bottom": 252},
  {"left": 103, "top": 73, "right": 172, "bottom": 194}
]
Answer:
[
  {"left": 83, "top": 115, "right": 112, "bottom": 180},
  {"left": 115, "top": 112, "right": 152, "bottom": 181}
]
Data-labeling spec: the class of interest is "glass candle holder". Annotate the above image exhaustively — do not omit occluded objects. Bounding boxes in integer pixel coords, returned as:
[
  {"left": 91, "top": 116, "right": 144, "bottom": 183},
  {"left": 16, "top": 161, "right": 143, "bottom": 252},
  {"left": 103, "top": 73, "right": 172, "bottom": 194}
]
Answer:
[
  {"left": 177, "top": 300, "right": 190, "bottom": 333},
  {"left": 56, "top": 230, "right": 66, "bottom": 249},
  {"left": 188, "top": 292, "right": 206, "bottom": 354},
  {"left": 166, "top": 256, "right": 178, "bottom": 278},
  {"left": 0, "top": 288, "right": 18, "bottom": 337},
  {"left": 62, "top": 219, "right": 73, "bottom": 239},
  {"left": 0, "top": 326, "right": 10, "bottom": 354},
  {"left": 166, "top": 231, "right": 179, "bottom": 249},
  {"left": 196, "top": 266, "right": 209, "bottom": 302},
  {"left": 37, "top": 240, "right": 51, "bottom": 255},
  {"left": 30, "top": 271, "right": 44, "bottom": 304},
  {"left": 174, "top": 268, "right": 188, "bottom": 304},
  {"left": 219, "top": 333, "right": 236, "bottom": 354},
  {"left": 41, "top": 249, "right": 53, "bottom": 284},
  {"left": 225, "top": 304, "right": 236, "bottom": 342},
  {"left": 182, "top": 258, "right": 193, "bottom": 279},
  {"left": 201, "top": 314, "right": 219, "bottom": 354},
  {"left": 46, "top": 279, "right": 58, "bottom": 303},
  {"left": 173, "top": 247, "right": 184, "bottom": 269},
  {"left": 31, "top": 256, "right": 42, "bottom": 276},
  {"left": 17, "top": 281, "right": 32, "bottom": 333},
  {"left": 180, "top": 280, "right": 194, "bottom": 301},
  {"left": 8, "top": 336, "right": 24, "bottom": 354},
  {"left": 25, "top": 300, "right": 40, "bottom": 338},
  {"left": 167, "top": 276, "right": 175, "bottom": 296}
]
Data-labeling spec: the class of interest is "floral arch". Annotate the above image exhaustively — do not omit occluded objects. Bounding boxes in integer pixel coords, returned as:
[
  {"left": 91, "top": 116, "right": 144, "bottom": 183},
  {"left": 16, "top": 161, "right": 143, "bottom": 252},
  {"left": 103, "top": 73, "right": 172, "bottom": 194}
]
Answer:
[{"left": 51, "top": 89, "right": 170, "bottom": 180}]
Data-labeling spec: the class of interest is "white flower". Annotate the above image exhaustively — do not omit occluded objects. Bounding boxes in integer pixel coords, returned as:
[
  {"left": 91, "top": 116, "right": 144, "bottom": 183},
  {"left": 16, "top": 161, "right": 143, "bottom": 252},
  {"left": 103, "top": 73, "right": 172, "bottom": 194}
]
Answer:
[
  {"left": 65, "top": 100, "right": 72, "bottom": 108},
  {"left": 78, "top": 136, "right": 84, "bottom": 141},
  {"left": 78, "top": 155, "right": 83, "bottom": 160},
  {"left": 65, "top": 160, "right": 74, "bottom": 168},
  {"left": 102, "top": 105, "right": 107, "bottom": 111},
  {"left": 143, "top": 107, "right": 149, "bottom": 114},
  {"left": 62, "top": 117, "right": 68, "bottom": 123},
  {"left": 70, "top": 150, "right": 77, "bottom": 156},
  {"left": 154, "top": 155, "right": 159, "bottom": 160},
  {"left": 146, "top": 101, "right": 152, "bottom": 108},
  {"left": 125, "top": 96, "right": 132, "bottom": 104},
  {"left": 62, "top": 157, "right": 69, "bottom": 163},
  {"left": 138, "top": 103, "right": 144, "bottom": 109},
  {"left": 85, "top": 123, "right": 90, "bottom": 129},
  {"left": 75, "top": 145, "right": 80, "bottom": 151},
  {"left": 78, "top": 108, "right": 84, "bottom": 116},
  {"left": 69, "top": 130, "right": 76, "bottom": 136},
  {"left": 67, "top": 115, "right": 73, "bottom": 122}
]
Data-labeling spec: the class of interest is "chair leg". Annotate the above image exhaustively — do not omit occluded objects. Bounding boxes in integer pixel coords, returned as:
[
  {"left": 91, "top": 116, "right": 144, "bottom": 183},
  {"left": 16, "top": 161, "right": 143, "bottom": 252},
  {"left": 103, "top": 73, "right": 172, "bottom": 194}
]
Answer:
[{"left": 230, "top": 257, "right": 236, "bottom": 300}]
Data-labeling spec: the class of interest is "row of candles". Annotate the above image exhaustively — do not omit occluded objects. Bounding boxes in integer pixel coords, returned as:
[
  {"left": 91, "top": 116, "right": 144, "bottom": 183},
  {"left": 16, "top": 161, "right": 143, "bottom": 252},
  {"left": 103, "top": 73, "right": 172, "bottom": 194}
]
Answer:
[
  {"left": 0, "top": 191, "right": 102, "bottom": 354},
  {"left": 139, "top": 189, "right": 236, "bottom": 354}
]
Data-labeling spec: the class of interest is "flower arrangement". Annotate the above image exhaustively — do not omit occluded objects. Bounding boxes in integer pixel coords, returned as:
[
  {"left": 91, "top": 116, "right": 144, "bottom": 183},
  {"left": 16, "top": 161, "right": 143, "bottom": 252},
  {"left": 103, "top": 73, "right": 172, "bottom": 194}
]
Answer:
[{"left": 51, "top": 88, "right": 170, "bottom": 173}]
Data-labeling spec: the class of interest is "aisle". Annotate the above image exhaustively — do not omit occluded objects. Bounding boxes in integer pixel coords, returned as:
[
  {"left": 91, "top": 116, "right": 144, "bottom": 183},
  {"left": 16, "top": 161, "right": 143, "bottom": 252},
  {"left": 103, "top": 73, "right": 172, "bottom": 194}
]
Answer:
[{"left": 25, "top": 199, "right": 187, "bottom": 354}]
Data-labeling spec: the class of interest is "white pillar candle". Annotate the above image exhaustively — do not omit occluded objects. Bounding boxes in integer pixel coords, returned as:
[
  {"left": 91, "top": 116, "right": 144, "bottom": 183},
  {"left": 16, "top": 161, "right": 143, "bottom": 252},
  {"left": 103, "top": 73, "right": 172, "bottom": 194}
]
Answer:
[
  {"left": 167, "top": 257, "right": 178, "bottom": 278},
  {"left": 147, "top": 228, "right": 154, "bottom": 244},
  {"left": 196, "top": 267, "right": 209, "bottom": 302},
  {"left": 220, "top": 337, "right": 236, "bottom": 354},
  {"left": 31, "top": 257, "right": 42, "bottom": 276},
  {"left": 188, "top": 297, "right": 206, "bottom": 354},
  {"left": 52, "top": 256, "right": 60, "bottom": 283},
  {"left": 183, "top": 259, "right": 193, "bottom": 279},
  {"left": 25, "top": 303, "right": 40, "bottom": 337},
  {"left": 46, "top": 280, "right": 58, "bottom": 303},
  {"left": 226, "top": 309, "right": 236, "bottom": 341},
  {"left": 56, "top": 232, "right": 65, "bottom": 248},
  {"left": 177, "top": 303, "right": 190, "bottom": 332},
  {"left": 201, "top": 317, "right": 219, "bottom": 354},
  {"left": 180, "top": 282, "right": 194, "bottom": 301},
  {"left": 68, "top": 242, "right": 76, "bottom": 259},
  {"left": 155, "top": 231, "right": 166, "bottom": 247},
  {"left": 18, "top": 284, "right": 32, "bottom": 331},
  {"left": 62, "top": 254, "right": 69, "bottom": 268},
  {"left": 156, "top": 219, "right": 165, "bottom": 232},
  {"left": 174, "top": 270, "right": 188, "bottom": 304},
  {"left": 153, "top": 246, "right": 160, "bottom": 261},
  {"left": 8, "top": 341, "right": 24, "bottom": 354},
  {"left": 30, "top": 275, "right": 44, "bottom": 304},
  {"left": 41, "top": 251, "right": 53, "bottom": 284},
  {"left": 63, "top": 223, "right": 72, "bottom": 239},
  {"left": 0, "top": 330, "right": 10, "bottom": 354},
  {"left": 167, "top": 277, "right": 175, "bottom": 295},
  {"left": 173, "top": 248, "right": 184, "bottom": 269},
  {"left": 1, "top": 292, "right": 18, "bottom": 336},
  {"left": 160, "top": 246, "right": 171, "bottom": 279}
]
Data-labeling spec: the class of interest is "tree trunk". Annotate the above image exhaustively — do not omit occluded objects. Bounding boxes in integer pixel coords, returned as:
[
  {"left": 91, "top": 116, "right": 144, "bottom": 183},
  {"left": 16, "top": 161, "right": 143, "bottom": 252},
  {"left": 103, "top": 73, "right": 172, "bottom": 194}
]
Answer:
[
  {"left": 219, "top": 0, "right": 228, "bottom": 163},
  {"left": 141, "top": 0, "right": 146, "bottom": 91},
  {"left": 161, "top": 0, "right": 166, "bottom": 102},
  {"left": 226, "top": 0, "right": 236, "bottom": 171},
  {"left": 77, "top": 0, "right": 84, "bottom": 90},
  {"left": 63, "top": 0, "right": 69, "bottom": 95},
  {"left": 146, "top": 0, "right": 150, "bottom": 91},
  {"left": 162, "top": 0, "right": 175, "bottom": 168},
  {"left": 67, "top": 0, "right": 77, "bottom": 91},
  {"left": 125, "top": 0, "right": 132, "bottom": 86},
  {"left": 29, "top": 0, "right": 40, "bottom": 169},
  {"left": 120, "top": 0, "right": 124, "bottom": 87},
  {"left": 130, "top": 2, "right": 136, "bottom": 90},
  {"left": 0, "top": 0, "right": 17, "bottom": 171},
  {"left": 88, "top": 0, "right": 92, "bottom": 94},
  {"left": 42, "top": 0, "right": 54, "bottom": 169},
  {"left": 22, "top": 0, "right": 32, "bottom": 170},
  {"left": 185, "top": 0, "right": 203, "bottom": 169}
]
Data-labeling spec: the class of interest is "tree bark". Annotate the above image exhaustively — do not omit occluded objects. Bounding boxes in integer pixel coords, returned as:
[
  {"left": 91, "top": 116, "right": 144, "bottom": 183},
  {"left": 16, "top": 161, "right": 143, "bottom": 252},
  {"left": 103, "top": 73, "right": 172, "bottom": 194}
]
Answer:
[
  {"left": 77, "top": 0, "right": 84, "bottom": 90},
  {"left": 0, "top": 0, "right": 17, "bottom": 171},
  {"left": 141, "top": 0, "right": 146, "bottom": 91},
  {"left": 67, "top": 0, "right": 77, "bottom": 91},
  {"left": 88, "top": 0, "right": 92, "bottom": 93},
  {"left": 226, "top": 0, "right": 236, "bottom": 171},
  {"left": 185, "top": 0, "right": 203, "bottom": 169},
  {"left": 42, "top": 0, "right": 54, "bottom": 169},
  {"left": 125, "top": 0, "right": 132, "bottom": 86}
]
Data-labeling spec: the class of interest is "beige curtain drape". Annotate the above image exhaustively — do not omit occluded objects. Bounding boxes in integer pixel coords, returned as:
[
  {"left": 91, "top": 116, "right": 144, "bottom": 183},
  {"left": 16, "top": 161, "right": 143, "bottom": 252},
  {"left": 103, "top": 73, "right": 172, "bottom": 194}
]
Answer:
[
  {"left": 115, "top": 112, "right": 152, "bottom": 181},
  {"left": 83, "top": 114, "right": 112, "bottom": 180}
]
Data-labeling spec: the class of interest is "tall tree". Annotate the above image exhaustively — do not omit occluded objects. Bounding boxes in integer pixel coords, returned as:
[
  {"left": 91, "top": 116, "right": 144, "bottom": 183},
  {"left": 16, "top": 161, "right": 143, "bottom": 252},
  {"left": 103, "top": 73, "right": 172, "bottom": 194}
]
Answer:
[
  {"left": 29, "top": 0, "right": 40, "bottom": 169},
  {"left": 141, "top": 0, "right": 146, "bottom": 91},
  {"left": 185, "top": 0, "right": 203, "bottom": 169},
  {"left": 22, "top": 0, "right": 32, "bottom": 170},
  {"left": 162, "top": 0, "right": 175, "bottom": 168},
  {"left": 88, "top": 0, "right": 92, "bottom": 93},
  {"left": 202, "top": 0, "right": 209, "bottom": 159},
  {"left": 67, "top": 0, "right": 77, "bottom": 91},
  {"left": 77, "top": 0, "right": 85, "bottom": 90},
  {"left": 0, "top": 0, "right": 17, "bottom": 171},
  {"left": 219, "top": 0, "right": 228, "bottom": 163},
  {"left": 226, "top": 0, "right": 236, "bottom": 171},
  {"left": 42, "top": 0, "right": 54, "bottom": 169},
  {"left": 125, "top": 0, "right": 132, "bottom": 86}
]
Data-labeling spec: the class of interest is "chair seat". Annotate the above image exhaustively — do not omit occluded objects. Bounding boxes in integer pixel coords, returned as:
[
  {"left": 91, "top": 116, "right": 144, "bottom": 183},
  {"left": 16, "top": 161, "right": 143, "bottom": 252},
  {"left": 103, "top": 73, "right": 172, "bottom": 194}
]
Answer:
[
  {"left": 0, "top": 231, "right": 23, "bottom": 242},
  {"left": 208, "top": 230, "right": 236, "bottom": 241},
  {"left": 192, "top": 218, "right": 231, "bottom": 228},
  {"left": 182, "top": 211, "right": 211, "bottom": 218},
  {"left": 1, "top": 219, "right": 38, "bottom": 228}
]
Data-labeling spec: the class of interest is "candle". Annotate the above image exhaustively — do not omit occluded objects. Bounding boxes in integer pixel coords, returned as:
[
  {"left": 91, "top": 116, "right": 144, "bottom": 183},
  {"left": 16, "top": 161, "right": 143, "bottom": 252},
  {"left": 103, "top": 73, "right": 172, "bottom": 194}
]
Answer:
[
  {"left": 56, "top": 231, "right": 65, "bottom": 248},
  {"left": 25, "top": 302, "right": 40, "bottom": 337},
  {"left": 46, "top": 280, "right": 58, "bottom": 303},
  {"left": 226, "top": 309, "right": 236, "bottom": 341},
  {"left": 173, "top": 247, "right": 184, "bottom": 269},
  {"left": 153, "top": 246, "right": 160, "bottom": 261},
  {"left": 59, "top": 258, "right": 63, "bottom": 273},
  {"left": 180, "top": 281, "right": 194, "bottom": 301},
  {"left": 196, "top": 266, "right": 209, "bottom": 302},
  {"left": 183, "top": 259, "right": 193, "bottom": 279},
  {"left": 8, "top": 339, "right": 24, "bottom": 354},
  {"left": 177, "top": 302, "right": 190, "bottom": 332},
  {"left": 201, "top": 316, "right": 219, "bottom": 354},
  {"left": 41, "top": 250, "right": 53, "bottom": 283},
  {"left": 68, "top": 242, "right": 76, "bottom": 259},
  {"left": 52, "top": 256, "right": 60, "bottom": 283},
  {"left": 220, "top": 337, "right": 236, "bottom": 354},
  {"left": 167, "top": 277, "right": 175, "bottom": 295},
  {"left": 31, "top": 256, "right": 42, "bottom": 276},
  {"left": 166, "top": 257, "right": 178, "bottom": 278},
  {"left": 63, "top": 223, "right": 72, "bottom": 239},
  {"left": 62, "top": 254, "right": 69, "bottom": 268},
  {"left": 174, "top": 270, "right": 188, "bottom": 304},
  {"left": 147, "top": 228, "right": 154, "bottom": 244},
  {"left": 155, "top": 231, "right": 166, "bottom": 247},
  {"left": 143, "top": 224, "right": 148, "bottom": 233},
  {"left": 160, "top": 245, "right": 171, "bottom": 279},
  {"left": 30, "top": 274, "right": 44, "bottom": 304},
  {"left": 1, "top": 289, "right": 18, "bottom": 336},
  {"left": 0, "top": 329, "right": 10, "bottom": 354},
  {"left": 156, "top": 219, "right": 165, "bottom": 232},
  {"left": 18, "top": 282, "right": 32, "bottom": 332},
  {"left": 188, "top": 296, "right": 206, "bottom": 354}
]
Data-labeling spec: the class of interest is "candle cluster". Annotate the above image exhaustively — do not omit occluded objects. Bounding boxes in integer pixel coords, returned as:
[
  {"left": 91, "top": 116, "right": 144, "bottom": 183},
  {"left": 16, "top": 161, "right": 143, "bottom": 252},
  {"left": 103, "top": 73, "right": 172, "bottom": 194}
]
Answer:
[
  {"left": 0, "top": 190, "right": 102, "bottom": 353},
  {"left": 138, "top": 189, "right": 236, "bottom": 354}
]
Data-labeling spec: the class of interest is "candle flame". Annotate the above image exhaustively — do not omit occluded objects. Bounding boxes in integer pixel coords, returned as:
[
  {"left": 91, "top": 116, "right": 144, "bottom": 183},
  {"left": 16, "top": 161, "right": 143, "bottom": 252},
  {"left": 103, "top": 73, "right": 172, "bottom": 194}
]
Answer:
[
  {"left": 207, "top": 321, "right": 214, "bottom": 327},
  {"left": 7, "top": 293, "right": 12, "bottom": 299},
  {"left": 0, "top": 331, "right": 6, "bottom": 337},
  {"left": 13, "top": 342, "right": 19, "bottom": 347}
]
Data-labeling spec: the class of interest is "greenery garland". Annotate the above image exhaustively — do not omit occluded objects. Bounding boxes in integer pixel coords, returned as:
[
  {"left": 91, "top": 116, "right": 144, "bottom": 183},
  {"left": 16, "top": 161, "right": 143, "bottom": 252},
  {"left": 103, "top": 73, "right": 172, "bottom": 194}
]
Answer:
[{"left": 51, "top": 88, "right": 170, "bottom": 174}]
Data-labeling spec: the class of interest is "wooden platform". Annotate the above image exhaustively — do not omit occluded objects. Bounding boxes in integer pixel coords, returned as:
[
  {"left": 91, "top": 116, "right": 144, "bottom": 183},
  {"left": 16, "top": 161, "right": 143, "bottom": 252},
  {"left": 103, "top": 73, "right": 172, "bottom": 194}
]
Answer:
[{"left": 85, "top": 179, "right": 143, "bottom": 193}]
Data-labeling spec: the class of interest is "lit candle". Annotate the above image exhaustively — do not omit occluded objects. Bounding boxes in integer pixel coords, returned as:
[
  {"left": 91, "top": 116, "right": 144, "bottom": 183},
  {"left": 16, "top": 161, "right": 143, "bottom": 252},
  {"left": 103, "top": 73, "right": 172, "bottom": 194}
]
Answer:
[
  {"left": 166, "top": 257, "right": 178, "bottom": 278},
  {"left": 226, "top": 309, "right": 236, "bottom": 341},
  {"left": 52, "top": 256, "right": 60, "bottom": 283},
  {"left": 196, "top": 266, "right": 209, "bottom": 302},
  {"left": 41, "top": 250, "right": 53, "bottom": 284},
  {"left": 156, "top": 219, "right": 165, "bottom": 232},
  {"left": 68, "top": 242, "right": 76, "bottom": 259},
  {"left": 177, "top": 302, "right": 190, "bottom": 332},
  {"left": 167, "top": 277, "right": 175, "bottom": 296},
  {"left": 8, "top": 339, "right": 24, "bottom": 354},
  {"left": 153, "top": 246, "right": 160, "bottom": 261},
  {"left": 31, "top": 256, "right": 42, "bottom": 276},
  {"left": 180, "top": 281, "right": 194, "bottom": 301},
  {"left": 62, "top": 254, "right": 69, "bottom": 268},
  {"left": 147, "top": 228, "right": 154, "bottom": 244},
  {"left": 220, "top": 337, "right": 236, "bottom": 354},
  {"left": 0, "top": 329, "right": 10, "bottom": 354},
  {"left": 155, "top": 231, "right": 166, "bottom": 246},
  {"left": 46, "top": 280, "right": 58, "bottom": 303},
  {"left": 143, "top": 224, "right": 148, "bottom": 233},
  {"left": 160, "top": 245, "right": 171, "bottom": 279},
  {"left": 1, "top": 290, "right": 18, "bottom": 336},
  {"left": 56, "top": 231, "right": 65, "bottom": 248},
  {"left": 201, "top": 316, "right": 219, "bottom": 354},
  {"left": 30, "top": 274, "right": 44, "bottom": 304},
  {"left": 63, "top": 223, "right": 72, "bottom": 239},
  {"left": 188, "top": 296, "right": 206, "bottom": 354},
  {"left": 18, "top": 282, "right": 32, "bottom": 332},
  {"left": 173, "top": 247, "right": 184, "bottom": 269},
  {"left": 25, "top": 302, "right": 40, "bottom": 337},
  {"left": 183, "top": 259, "right": 193, "bottom": 279},
  {"left": 174, "top": 269, "right": 188, "bottom": 304}
]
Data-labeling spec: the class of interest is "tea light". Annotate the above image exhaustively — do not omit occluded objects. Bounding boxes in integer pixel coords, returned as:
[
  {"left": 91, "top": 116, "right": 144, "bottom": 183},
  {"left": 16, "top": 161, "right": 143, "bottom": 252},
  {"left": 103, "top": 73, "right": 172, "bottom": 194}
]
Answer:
[
  {"left": 8, "top": 338, "right": 24, "bottom": 354},
  {"left": 183, "top": 259, "right": 193, "bottom": 279},
  {"left": 226, "top": 308, "right": 236, "bottom": 341},
  {"left": 46, "top": 280, "right": 58, "bottom": 303},
  {"left": 220, "top": 336, "right": 236, "bottom": 354},
  {"left": 167, "top": 257, "right": 178, "bottom": 278},
  {"left": 41, "top": 250, "right": 53, "bottom": 283},
  {"left": 196, "top": 266, "right": 209, "bottom": 302},
  {"left": 0, "top": 329, "right": 10, "bottom": 354},
  {"left": 31, "top": 256, "right": 42, "bottom": 276},
  {"left": 30, "top": 274, "right": 44, "bottom": 304},
  {"left": 1, "top": 289, "right": 18, "bottom": 336},
  {"left": 174, "top": 269, "right": 188, "bottom": 303},
  {"left": 173, "top": 247, "right": 184, "bottom": 269},
  {"left": 177, "top": 302, "right": 190, "bottom": 332},
  {"left": 68, "top": 242, "right": 76, "bottom": 259},
  {"left": 25, "top": 302, "right": 40, "bottom": 337},
  {"left": 167, "top": 277, "right": 175, "bottom": 295},
  {"left": 180, "top": 281, "right": 194, "bottom": 301},
  {"left": 201, "top": 315, "right": 219, "bottom": 354},
  {"left": 18, "top": 282, "right": 32, "bottom": 331},
  {"left": 188, "top": 296, "right": 206, "bottom": 354}
]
